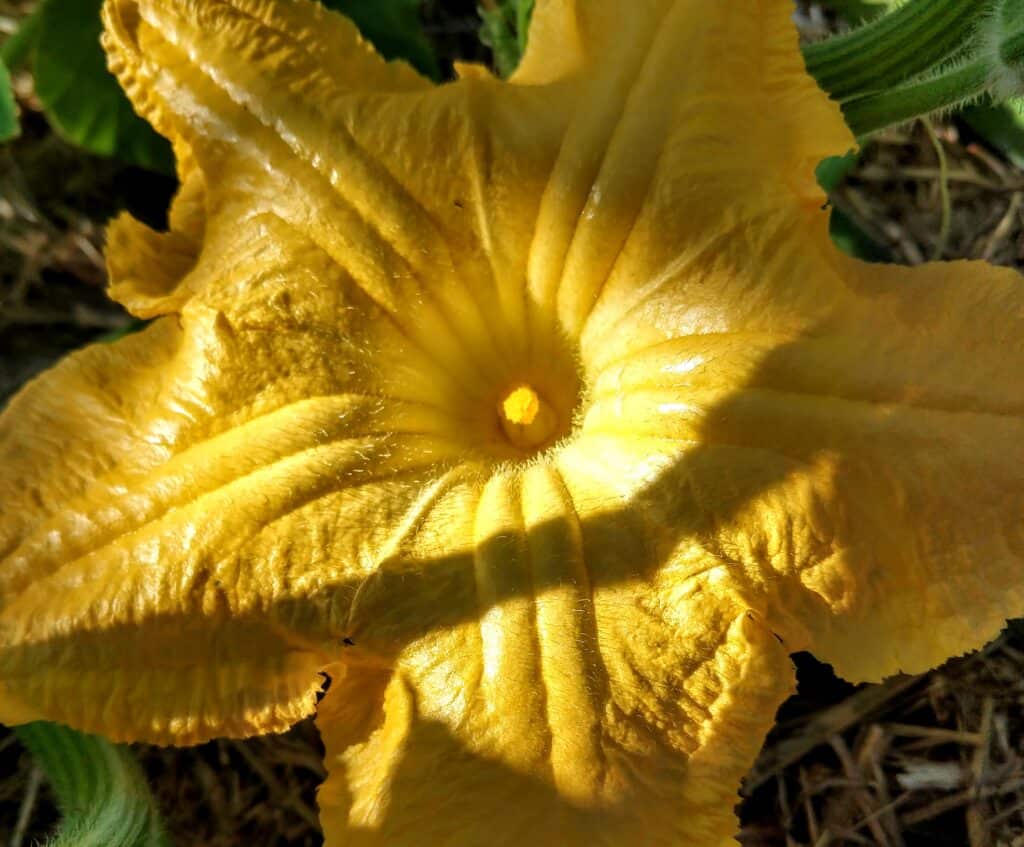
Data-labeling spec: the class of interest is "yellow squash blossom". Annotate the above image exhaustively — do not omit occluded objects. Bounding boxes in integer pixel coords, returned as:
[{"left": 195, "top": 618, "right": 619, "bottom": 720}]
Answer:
[{"left": 2, "top": 0, "right": 1024, "bottom": 843}]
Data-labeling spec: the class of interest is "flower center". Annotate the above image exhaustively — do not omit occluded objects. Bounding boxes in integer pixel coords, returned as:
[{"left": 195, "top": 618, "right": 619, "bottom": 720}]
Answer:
[{"left": 498, "top": 384, "right": 559, "bottom": 451}]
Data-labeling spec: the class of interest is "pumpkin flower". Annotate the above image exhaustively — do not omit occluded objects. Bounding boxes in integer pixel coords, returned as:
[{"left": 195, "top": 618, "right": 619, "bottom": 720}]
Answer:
[{"left": 2, "top": 0, "right": 1024, "bottom": 843}]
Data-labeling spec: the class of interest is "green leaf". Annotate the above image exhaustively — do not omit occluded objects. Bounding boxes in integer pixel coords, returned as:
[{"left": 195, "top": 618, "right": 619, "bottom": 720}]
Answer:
[
  {"left": 0, "top": 6, "right": 43, "bottom": 72},
  {"left": 0, "top": 58, "right": 18, "bottom": 143},
  {"left": 319, "top": 0, "right": 439, "bottom": 80},
  {"left": 479, "top": 0, "right": 535, "bottom": 78},
  {"left": 32, "top": 0, "right": 173, "bottom": 173},
  {"left": 815, "top": 150, "right": 891, "bottom": 262},
  {"left": 97, "top": 319, "right": 149, "bottom": 344},
  {"left": 961, "top": 100, "right": 1024, "bottom": 169},
  {"left": 815, "top": 151, "right": 860, "bottom": 194},
  {"left": 829, "top": 208, "right": 891, "bottom": 263}
]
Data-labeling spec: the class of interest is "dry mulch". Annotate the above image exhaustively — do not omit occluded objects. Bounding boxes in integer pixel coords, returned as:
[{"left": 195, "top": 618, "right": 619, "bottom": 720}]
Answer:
[
  {"left": 4, "top": 2, "right": 1024, "bottom": 845},
  {"left": 741, "top": 635, "right": 1024, "bottom": 847}
]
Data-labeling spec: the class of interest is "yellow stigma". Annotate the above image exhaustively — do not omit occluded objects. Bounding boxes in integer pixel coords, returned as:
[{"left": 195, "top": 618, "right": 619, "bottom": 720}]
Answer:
[
  {"left": 498, "top": 384, "right": 558, "bottom": 450},
  {"left": 502, "top": 386, "right": 540, "bottom": 426}
]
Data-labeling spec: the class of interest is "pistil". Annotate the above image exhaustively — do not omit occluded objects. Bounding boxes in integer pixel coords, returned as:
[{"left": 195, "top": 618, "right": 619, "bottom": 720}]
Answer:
[{"left": 498, "top": 384, "right": 559, "bottom": 451}]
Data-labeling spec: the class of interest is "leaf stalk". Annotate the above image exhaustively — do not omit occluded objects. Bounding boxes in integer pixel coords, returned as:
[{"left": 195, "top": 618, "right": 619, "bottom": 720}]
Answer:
[{"left": 13, "top": 722, "right": 170, "bottom": 847}]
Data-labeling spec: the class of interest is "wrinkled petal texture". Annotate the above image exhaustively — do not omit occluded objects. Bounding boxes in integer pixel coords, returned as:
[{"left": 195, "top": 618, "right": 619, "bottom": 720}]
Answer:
[{"left": 0, "top": 0, "right": 1023, "bottom": 844}]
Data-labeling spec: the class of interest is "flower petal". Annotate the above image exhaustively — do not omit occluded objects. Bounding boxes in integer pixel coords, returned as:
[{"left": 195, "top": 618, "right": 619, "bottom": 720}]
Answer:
[
  {"left": 102, "top": 0, "right": 578, "bottom": 382},
  {"left": 101, "top": 0, "right": 852, "bottom": 370},
  {"left": 100, "top": 0, "right": 435, "bottom": 316},
  {"left": 317, "top": 463, "right": 794, "bottom": 844},
  {"left": 100, "top": 0, "right": 431, "bottom": 309},
  {"left": 102, "top": 0, "right": 428, "bottom": 166},
  {"left": 0, "top": 213, "right": 472, "bottom": 744},
  {"left": 764, "top": 253, "right": 1024, "bottom": 681},
  {"left": 517, "top": 0, "right": 854, "bottom": 341},
  {"left": 587, "top": 241, "right": 1024, "bottom": 683}
]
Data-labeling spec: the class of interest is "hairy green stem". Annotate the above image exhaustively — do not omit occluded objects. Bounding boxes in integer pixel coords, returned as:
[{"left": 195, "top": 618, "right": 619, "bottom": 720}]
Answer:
[
  {"left": 803, "top": 0, "right": 983, "bottom": 99},
  {"left": 14, "top": 722, "right": 170, "bottom": 847},
  {"left": 802, "top": 0, "right": 1024, "bottom": 136},
  {"left": 840, "top": 56, "right": 994, "bottom": 136}
]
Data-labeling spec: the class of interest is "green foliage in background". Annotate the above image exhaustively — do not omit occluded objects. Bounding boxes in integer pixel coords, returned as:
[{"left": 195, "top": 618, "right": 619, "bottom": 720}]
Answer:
[
  {"left": 322, "top": 0, "right": 440, "bottom": 79},
  {"left": 1, "top": 0, "right": 173, "bottom": 171},
  {"left": 0, "top": 58, "right": 17, "bottom": 142},
  {"left": 963, "top": 101, "right": 1024, "bottom": 168},
  {"left": 34, "top": 0, "right": 174, "bottom": 172},
  {"left": 0, "top": 3, "right": 40, "bottom": 70},
  {"left": 816, "top": 151, "right": 892, "bottom": 263},
  {"left": 0, "top": 5, "right": 40, "bottom": 143},
  {"left": 479, "top": 0, "right": 534, "bottom": 78}
]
